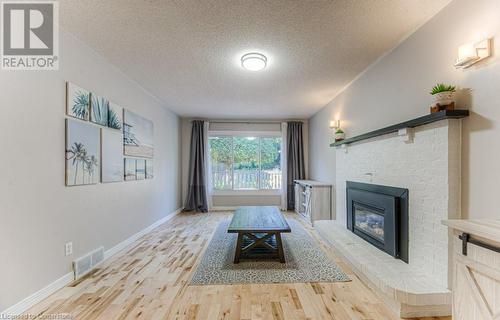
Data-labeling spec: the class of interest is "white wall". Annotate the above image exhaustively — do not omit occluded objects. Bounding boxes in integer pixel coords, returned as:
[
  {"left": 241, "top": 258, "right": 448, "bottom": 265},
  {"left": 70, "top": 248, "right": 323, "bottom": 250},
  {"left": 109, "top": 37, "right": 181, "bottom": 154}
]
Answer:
[
  {"left": 181, "top": 119, "right": 308, "bottom": 208},
  {"left": 309, "top": 0, "right": 500, "bottom": 220},
  {"left": 0, "top": 31, "right": 181, "bottom": 311}
]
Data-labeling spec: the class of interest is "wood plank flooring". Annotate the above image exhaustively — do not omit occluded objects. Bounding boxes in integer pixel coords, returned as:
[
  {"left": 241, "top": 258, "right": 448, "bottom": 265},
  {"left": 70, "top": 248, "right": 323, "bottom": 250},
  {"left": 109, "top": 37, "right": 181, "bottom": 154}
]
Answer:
[{"left": 27, "top": 212, "right": 451, "bottom": 320}]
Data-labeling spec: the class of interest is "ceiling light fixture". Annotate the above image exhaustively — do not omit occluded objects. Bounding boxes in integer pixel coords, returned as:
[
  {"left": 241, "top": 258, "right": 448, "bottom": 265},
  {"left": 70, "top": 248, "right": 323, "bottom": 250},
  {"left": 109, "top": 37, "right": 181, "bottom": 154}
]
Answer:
[{"left": 241, "top": 52, "right": 267, "bottom": 71}]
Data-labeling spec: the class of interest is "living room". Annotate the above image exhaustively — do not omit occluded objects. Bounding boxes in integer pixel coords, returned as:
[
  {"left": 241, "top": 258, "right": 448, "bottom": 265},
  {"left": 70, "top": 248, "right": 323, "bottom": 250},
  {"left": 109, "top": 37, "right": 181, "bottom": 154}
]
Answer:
[{"left": 1, "top": 0, "right": 499, "bottom": 319}]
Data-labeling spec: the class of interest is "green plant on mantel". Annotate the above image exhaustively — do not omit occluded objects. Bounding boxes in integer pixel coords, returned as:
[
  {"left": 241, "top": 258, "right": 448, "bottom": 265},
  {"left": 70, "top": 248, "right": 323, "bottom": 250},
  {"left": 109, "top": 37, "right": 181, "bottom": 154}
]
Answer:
[
  {"left": 430, "top": 83, "right": 456, "bottom": 95},
  {"left": 335, "top": 128, "right": 344, "bottom": 134}
]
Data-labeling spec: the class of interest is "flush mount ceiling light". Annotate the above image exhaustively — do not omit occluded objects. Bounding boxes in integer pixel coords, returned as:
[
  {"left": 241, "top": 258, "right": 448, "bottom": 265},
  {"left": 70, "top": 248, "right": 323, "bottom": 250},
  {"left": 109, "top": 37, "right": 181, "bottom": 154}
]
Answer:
[{"left": 241, "top": 52, "right": 267, "bottom": 71}]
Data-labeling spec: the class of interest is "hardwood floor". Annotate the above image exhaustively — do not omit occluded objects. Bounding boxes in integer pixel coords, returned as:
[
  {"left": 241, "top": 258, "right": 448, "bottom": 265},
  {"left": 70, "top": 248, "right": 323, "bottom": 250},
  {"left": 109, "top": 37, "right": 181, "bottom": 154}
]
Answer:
[{"left": 27, "top": 212, "right": 451, "bottom": 320}]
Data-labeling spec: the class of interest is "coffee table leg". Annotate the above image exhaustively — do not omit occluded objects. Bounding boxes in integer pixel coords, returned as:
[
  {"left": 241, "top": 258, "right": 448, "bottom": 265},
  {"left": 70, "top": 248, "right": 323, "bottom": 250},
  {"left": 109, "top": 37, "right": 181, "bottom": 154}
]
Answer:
[
  {"left": 275, "top": 232, "right": 285, "bottom": 263},
  {"left": 234, "top": 232, "right": 244, "bottom": 263}
]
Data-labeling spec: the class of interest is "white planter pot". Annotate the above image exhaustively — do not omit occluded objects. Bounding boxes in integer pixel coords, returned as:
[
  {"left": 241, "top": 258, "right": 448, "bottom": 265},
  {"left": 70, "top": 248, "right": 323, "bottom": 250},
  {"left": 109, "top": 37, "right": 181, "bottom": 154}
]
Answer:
[
  {"left": 335, "top": 131, "right": 345, "bottom": 141},
  {"left": 434, "top": 91, "right": 455, "bottom": 105}
]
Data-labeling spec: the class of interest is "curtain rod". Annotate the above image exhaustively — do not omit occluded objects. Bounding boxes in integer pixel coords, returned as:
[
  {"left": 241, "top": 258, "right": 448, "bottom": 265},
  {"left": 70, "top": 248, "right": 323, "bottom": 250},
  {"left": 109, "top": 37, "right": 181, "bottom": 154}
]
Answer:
[{"left": 191, "top": 119, "right": 305, "bottom": 124}]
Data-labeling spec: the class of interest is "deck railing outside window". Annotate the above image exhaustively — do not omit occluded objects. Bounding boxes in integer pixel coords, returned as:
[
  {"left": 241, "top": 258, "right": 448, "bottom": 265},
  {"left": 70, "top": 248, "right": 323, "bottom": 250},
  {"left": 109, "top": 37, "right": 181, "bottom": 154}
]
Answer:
[
  {"left": 212, "top": 169, "right": 281, "bottom": 190},
  {"left": 210, "top": 135, "right": 282, "bottom": 191}
]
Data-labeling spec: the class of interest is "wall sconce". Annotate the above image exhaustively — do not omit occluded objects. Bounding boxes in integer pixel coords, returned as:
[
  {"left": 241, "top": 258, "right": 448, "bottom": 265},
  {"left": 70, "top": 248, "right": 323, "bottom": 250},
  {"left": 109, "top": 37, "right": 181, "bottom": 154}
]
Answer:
[
  {"left": 329, "top": 120, "right": 340, "bottom": 129},
  {"left": 454, "top": 38, "right": 492, "bottom": 69}
]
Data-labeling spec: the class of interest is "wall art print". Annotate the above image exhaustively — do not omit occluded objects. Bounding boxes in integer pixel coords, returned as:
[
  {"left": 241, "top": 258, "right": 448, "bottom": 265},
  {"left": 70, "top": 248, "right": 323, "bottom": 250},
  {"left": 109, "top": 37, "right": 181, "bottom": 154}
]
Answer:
[
  {"left": 145, "top": 159, "right": 153, "bottom": 179},
  {"left": 101, "top": 129, "right": 124, "bottom": 183},
  {"left": 124, "top": 158, "right": 136, "bottom": 181},
  {"left": 123, "top": 110, "right": 154, "bottom": 158},
  {"left": 136, "top": 159, "right": 146, "bottom": 180},
  {"left": 108, "top": 102, "right": 123, "bottom": 130},
  {"left": 91, "top": 95, "right": 109, "bottom": 126},
  {"left": 66, "top": 82, "right": 90, "bottom": 121},
  {"left": 65, "top": 119, "right": 100, "bottom": 186}
]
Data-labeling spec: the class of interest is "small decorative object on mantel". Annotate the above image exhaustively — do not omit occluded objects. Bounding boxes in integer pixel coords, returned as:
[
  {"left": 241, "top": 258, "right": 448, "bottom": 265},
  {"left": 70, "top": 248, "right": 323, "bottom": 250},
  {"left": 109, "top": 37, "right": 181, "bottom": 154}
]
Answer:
[
  {"left": 429, "top": 83, "right": 456, "bottom": 113},
  {"left": 335, "top": 128, "right": 345, "bottom": 142}
]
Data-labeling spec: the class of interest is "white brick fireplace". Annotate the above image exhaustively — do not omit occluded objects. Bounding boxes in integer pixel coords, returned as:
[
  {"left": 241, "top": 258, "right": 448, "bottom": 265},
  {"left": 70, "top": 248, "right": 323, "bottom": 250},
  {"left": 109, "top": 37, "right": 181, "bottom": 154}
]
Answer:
[{"left": 316, "top": 119, "right": 462, "bottom": 317}]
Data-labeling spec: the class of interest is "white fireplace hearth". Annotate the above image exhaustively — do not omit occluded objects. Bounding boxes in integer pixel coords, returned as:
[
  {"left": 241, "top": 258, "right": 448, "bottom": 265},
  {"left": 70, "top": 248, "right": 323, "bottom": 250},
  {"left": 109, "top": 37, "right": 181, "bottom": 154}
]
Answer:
[{"left": 316, "top": 119, "right": 462, "bottom": 318}]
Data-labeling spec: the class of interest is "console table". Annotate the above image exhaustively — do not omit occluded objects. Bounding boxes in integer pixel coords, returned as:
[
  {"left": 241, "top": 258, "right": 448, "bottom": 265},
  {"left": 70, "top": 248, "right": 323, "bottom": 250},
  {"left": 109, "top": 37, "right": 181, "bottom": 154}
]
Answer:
[{"left": 294, "top": 180, "right": 332, "bottom": 225}]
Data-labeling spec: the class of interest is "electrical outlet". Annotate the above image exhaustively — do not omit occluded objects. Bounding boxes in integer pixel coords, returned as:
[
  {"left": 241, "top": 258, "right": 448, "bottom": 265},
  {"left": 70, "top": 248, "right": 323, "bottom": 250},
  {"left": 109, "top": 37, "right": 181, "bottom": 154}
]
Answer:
[{"left": 65, "top": 242, "right": 73, "bottom": 256}]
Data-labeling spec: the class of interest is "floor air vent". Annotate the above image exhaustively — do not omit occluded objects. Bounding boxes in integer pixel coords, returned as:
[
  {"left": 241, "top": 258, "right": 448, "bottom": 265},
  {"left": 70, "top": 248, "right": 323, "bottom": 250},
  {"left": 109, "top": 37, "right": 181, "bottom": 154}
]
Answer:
[{"left": 73, "top": 246, "right": 105, "bottom": 279}]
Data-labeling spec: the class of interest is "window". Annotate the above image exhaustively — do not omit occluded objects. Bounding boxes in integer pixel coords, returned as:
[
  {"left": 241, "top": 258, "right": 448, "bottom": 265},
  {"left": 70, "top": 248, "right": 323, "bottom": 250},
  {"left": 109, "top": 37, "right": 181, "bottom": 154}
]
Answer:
[{"left": 209, "top": 135, "right": 282, "bottom": 191}]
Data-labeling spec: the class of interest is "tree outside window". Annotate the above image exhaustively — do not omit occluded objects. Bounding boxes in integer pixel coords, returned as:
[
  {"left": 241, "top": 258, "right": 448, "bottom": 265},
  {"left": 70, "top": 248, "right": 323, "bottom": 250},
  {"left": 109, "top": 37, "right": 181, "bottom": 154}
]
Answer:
[{"left": 209, "top": 136, "right": 281, "bottom": 190}]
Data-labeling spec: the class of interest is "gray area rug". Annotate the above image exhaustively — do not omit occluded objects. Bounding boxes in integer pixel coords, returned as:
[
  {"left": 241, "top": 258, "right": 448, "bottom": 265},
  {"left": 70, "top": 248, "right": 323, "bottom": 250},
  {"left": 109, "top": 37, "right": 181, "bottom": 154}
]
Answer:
[{"left": 190, "top": 219, "right": 350, "bottom": 285}]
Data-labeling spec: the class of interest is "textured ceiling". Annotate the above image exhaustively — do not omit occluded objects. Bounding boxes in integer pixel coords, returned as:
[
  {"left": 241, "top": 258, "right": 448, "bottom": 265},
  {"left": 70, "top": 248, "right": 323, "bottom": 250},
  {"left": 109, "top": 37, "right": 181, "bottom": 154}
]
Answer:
[{"left": 60, "top": 0, "right": 451, "bottom": 119}]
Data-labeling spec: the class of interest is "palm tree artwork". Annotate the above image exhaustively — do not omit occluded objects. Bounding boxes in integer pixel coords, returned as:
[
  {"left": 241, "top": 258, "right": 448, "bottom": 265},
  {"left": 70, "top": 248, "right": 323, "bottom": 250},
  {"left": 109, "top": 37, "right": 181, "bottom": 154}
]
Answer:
[
  {"left": 107, "top": 102, "right": 123, "bottom": 130},
  {"left": 65, "top": 119, "right": 100, "bottom": 186},
  {"left": 91, "top": 95, "right": 109, "bottom": 126},
  {"left": 66, "top": 83, "right": 90, "bottom": 121},
  {"left": 84, "top": 155, "right": 99, "bottom": 184},
  {"left": 66, "top": 142, "right": 86, "bottom": 185},
  {"left": 72, "top": 91, "right": 89, "bottom": 119},
  {"left": 66, "top": 142, "right": 99, "bottom": 185}
]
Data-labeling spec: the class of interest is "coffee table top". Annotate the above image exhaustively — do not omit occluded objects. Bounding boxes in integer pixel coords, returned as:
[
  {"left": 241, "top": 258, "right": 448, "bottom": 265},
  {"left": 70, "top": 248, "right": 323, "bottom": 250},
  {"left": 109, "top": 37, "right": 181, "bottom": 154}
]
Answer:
[{"left": 228, "top": 206, "right": 291, "bottom": 233}]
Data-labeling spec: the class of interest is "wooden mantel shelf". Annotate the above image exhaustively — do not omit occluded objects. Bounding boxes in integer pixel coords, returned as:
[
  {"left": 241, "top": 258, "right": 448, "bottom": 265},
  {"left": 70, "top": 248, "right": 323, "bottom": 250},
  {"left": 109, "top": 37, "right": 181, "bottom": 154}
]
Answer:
[{"left": 330, "top": 110, "right": 469, "bottom": 147}]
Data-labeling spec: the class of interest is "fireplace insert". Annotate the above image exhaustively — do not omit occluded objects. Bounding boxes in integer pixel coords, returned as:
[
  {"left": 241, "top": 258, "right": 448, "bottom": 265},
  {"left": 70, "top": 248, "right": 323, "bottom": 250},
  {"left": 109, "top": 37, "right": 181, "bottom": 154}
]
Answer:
[{"left": 346, "top": 181, "right": 409, "bottom": 263}]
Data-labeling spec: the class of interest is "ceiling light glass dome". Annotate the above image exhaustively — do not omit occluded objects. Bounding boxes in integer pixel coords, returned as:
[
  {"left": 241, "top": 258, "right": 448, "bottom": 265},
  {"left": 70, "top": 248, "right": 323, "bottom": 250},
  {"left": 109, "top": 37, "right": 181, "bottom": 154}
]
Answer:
[{"left": 241, "top": 52, "right": 267, "bottom": 71}]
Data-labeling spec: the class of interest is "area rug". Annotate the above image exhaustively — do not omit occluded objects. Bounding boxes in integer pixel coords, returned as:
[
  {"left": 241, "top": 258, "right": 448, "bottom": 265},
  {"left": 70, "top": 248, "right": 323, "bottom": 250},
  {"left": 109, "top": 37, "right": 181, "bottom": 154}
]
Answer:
[{"left": 190, "top": 219, "right": 350, "bottom": 285}]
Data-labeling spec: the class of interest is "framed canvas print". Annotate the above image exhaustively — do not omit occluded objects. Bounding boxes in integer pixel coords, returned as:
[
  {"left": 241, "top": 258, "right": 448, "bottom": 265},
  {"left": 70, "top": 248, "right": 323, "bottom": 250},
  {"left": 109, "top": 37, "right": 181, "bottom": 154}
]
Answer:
[
  {"left": 145, "top": 159, "right": 153, "bottom": 179},
  {"left": 136, "top": 159, "right": 146, "bottom": 180},
  {"left": 90, "top": 95, "right": 109, "bottom": 126},
  {"left": 123, "top": 110, "right": 154, "bottom": 158},
  {"left": 65, "top": 119, "right": 100, "bottom": 186},
  {"left": 66, "top": 82, "right": 90, "bottom": 121},
  {"left": 124, "top": 158, "right": 136, "bottom": 181},
  {"left": 108, "top": 102, "right": 123, "bottom": 130},
  {"left": 101, "top": 129, "right": 123, "bottom": 183}
]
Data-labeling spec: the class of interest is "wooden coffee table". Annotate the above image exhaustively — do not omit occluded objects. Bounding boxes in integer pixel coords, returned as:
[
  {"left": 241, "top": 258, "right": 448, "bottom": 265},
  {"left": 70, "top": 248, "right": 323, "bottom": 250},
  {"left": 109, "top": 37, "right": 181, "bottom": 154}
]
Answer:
[{"left": 228, "top": 206, "right": 291, "bottom": 263}]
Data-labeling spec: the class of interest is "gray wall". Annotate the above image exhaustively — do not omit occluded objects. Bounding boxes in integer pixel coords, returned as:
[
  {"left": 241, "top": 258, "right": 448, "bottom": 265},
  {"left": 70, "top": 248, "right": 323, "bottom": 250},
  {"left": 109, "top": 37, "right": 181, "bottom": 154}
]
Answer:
[
  {"left": 309, "top": 0, "right": 500, "bottom": 220},
  {"left": 0, "top": 31, "right": 181, "bottom": 311}
]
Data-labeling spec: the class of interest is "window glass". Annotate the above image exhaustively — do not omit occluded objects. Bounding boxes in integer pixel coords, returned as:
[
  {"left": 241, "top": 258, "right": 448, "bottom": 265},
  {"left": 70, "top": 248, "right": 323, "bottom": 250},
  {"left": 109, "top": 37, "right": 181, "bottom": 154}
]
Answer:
[
  {"left": 209, "top": 136, "right": 232, "bottom": 190},
  {"left": 209, "top": 135, "right": 282, "bottom": 191},
  {"left": 233, "top": 137, "right": 259, "bottom": 190},
  {"left": 260, "top": 137, "right": 281, "bottom": 190}
]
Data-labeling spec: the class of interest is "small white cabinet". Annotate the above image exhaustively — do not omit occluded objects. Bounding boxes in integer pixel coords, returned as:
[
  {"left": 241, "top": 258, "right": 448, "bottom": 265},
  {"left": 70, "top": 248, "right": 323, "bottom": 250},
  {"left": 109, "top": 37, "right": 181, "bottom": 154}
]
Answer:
[
  {"left": 443, "top": 219, "right": 500, "bottom": 320},
  {"left": 294, "top": 180, "right": 332, "bottom": 225}
]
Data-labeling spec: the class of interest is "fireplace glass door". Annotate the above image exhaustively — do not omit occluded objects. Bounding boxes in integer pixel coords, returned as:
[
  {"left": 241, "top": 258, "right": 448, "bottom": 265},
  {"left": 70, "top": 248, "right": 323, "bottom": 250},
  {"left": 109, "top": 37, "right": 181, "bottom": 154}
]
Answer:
[{"left": 353, "top": 202, "right": 385, "bottom": 243}]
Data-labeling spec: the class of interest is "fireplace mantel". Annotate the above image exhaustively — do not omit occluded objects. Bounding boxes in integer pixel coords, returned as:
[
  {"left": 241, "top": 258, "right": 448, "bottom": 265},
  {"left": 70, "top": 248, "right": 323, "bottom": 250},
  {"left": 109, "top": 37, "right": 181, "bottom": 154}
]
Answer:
[
  {"left": 323, "top": 119, "right": 462, "bottom": 318},
  {"left": 330, "top": 110, "right": 468, "bottom": 147}
]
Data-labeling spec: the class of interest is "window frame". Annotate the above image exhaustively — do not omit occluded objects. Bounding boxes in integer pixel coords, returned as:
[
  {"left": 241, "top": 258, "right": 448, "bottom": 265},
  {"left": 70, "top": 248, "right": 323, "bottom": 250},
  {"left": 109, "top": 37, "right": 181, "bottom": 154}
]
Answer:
[{"left": 209, "top": 130, "right": 282, "bottom": 195}]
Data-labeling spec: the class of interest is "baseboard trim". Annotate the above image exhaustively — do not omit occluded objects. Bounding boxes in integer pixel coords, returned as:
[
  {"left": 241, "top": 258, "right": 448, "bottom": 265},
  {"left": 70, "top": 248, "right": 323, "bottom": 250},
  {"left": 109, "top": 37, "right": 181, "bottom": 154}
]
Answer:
[
  {"left": 210, "top": 206, "right": 238, "bottom": 211},
  {"left": 104, "top": 207, "right": 183, "bottom": 260},
  {"left": 210, "top": 206, "right": 286, "bottom": 212},
  {"left": 1, "top": 207, "right": 182, "bottom": 316},
  {"left": 1, "top": 272, "right": 74, "bottom": 316}
]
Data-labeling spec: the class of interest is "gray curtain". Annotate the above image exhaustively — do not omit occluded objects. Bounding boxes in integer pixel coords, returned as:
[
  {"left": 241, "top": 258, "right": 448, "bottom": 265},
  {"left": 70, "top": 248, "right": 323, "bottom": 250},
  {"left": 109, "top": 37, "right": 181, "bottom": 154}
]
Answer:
[
  {"left": 287, "top": 121, "right": 306, "bottom": 210},
  {"left": 184, "top": 120, "right": 208, "bottom": 212}
]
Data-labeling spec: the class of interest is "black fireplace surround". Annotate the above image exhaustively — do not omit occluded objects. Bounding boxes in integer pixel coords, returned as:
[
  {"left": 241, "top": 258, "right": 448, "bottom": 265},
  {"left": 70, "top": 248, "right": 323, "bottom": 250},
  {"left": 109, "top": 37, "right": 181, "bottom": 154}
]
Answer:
[{"left": 346, "top": 181, "right": 409, "bottom": 263}]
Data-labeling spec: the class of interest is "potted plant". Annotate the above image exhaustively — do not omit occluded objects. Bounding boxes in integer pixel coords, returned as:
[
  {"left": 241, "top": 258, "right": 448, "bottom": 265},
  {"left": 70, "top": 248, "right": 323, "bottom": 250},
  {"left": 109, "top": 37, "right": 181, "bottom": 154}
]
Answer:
[
  {"left": 430, "top": 83, "right": 456, "bottom": 113},
  {"left": 335, "top": 128, "right": 345, "bottom": 142}
]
